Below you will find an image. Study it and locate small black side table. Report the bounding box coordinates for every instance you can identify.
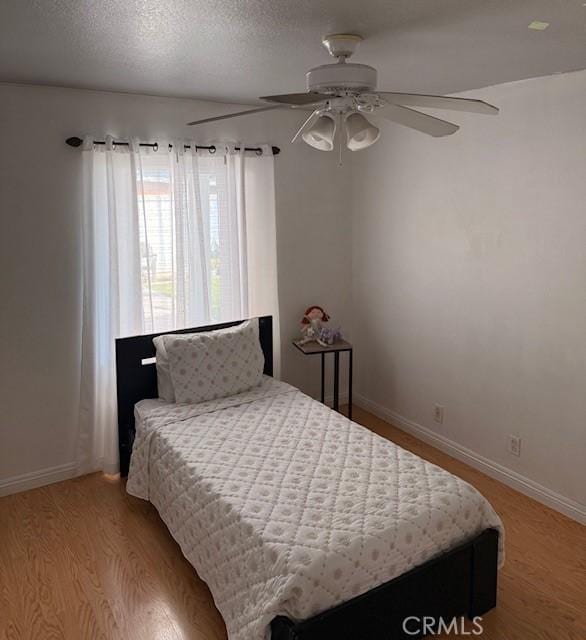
[293,339,353,420]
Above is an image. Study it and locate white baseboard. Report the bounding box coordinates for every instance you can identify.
[354,392,586,525]
[0,462,78,497]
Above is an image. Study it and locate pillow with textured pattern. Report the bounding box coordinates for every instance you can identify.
[152,334,176,402]
[153,322,244,402]
[166,319,264,404]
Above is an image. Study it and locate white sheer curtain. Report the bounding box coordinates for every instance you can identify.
[77,136,279,475]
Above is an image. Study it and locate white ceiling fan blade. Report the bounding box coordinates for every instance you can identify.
[376,92,499,115]
[260,92,330,106]
[187,105,284,126]
[377,104,459,137]
[291,110,320,143]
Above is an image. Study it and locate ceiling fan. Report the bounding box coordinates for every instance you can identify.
[187,34,499,152]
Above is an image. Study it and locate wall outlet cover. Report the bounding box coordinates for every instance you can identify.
[509,435,521,457]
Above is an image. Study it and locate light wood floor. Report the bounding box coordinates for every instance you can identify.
[1,407,585,639]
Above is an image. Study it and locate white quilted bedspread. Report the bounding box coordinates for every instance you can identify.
[127,377,504,640]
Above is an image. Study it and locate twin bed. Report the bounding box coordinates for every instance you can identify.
[116,316,503,640]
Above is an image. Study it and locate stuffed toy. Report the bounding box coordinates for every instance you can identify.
[299,306,332,345]
[317,326,342,347]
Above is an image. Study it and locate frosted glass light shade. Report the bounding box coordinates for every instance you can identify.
[345,112,380,150]
[302,114,336,151]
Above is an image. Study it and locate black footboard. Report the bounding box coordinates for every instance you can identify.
[271,528,499,640]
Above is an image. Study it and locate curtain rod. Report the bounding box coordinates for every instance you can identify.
[65,136,280,155]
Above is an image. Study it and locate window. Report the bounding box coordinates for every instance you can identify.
[133,150,248,332]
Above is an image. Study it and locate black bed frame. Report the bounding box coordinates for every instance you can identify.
[115,315,499,640]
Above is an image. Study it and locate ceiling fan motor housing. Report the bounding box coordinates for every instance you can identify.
[306,62,377,94]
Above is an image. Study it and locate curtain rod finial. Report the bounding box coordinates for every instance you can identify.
[66,136,83,147]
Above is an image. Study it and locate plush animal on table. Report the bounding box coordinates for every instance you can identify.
[298,305,331,345]
[317,326,342,347]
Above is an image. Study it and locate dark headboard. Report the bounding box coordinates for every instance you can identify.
[115,315,273,476]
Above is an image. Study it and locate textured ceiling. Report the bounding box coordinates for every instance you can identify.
[1,0,585,103]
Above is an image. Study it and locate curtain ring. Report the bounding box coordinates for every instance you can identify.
[153,142,159,152]
[209,145,216,155]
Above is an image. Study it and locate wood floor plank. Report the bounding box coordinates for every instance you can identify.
[0,406,584,639]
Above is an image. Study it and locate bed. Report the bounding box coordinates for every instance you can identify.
[116,316,503,640]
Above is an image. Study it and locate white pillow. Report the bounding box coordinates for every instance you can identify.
[166,319,264,404]
[152,334,176,402]
[153,322,252,402]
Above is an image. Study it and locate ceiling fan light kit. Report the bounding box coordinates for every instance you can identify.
[301,113,337,151]
[345,112,380,151]
[187,33,499,154]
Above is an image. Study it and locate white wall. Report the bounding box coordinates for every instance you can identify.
[351,70,586,518]
[0,84,352,490]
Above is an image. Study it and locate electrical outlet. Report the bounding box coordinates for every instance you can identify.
[509,435,521,457]
[433,404,444,424]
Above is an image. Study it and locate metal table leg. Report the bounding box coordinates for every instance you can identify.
[348,349,353,421]
[320,352,325,403]
[334,351,340,411]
